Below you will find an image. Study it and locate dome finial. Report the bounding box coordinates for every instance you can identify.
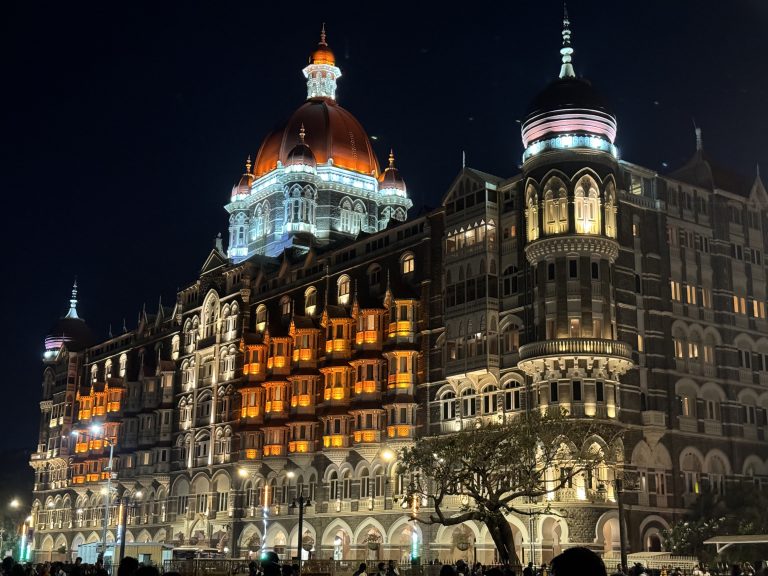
[299,123,306,143]
[388,149,395,168]
[245,155,252,173]
[65,278,80,319]
[320,23,327,46]
[559,3,575,79]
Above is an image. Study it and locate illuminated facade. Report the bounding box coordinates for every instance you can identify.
[29,16,768,567]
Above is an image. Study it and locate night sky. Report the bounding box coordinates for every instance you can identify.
[3,0,767,461]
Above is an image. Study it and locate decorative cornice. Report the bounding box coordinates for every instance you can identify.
[524,235,619,264]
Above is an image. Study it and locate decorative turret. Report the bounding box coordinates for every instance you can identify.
[228,157,254,260]
[377,150,412,226]
[517,8,632,422]
[231,156,254,200]
[44,280,93,360]
[303,24,342,101]
[521,8,618,163]
[283,125,318,237]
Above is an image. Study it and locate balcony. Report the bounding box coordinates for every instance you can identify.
[352,430,382,444]
[519,338,633,361]
[641,411,666,427]
[288,440,313,454]
[761,372,768,386]
[678,415,698,433]
[704,419,722,436]
[386,425,413,439]
[739,368,754,384]
[322,435,349,449]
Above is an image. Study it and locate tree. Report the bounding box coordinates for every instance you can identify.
[662,484,768,564]
[399,409,622,565]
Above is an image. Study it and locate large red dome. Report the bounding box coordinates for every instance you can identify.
[254,98,381,178]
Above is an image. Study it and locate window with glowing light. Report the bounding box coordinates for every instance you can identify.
[401,252,415,274]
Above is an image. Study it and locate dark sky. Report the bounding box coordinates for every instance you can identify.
[2,0,767,454]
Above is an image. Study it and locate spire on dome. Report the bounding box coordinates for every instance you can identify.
[65,279,80,319]
[299,123,306,143]
[559,4,575,79]
[695,126,703,152]
[304,25,341,100]
[388,149,395,168]
[245,155,252,173]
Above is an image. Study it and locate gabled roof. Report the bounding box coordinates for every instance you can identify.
[200,248,229,275]
[441,166,505,206]
[668,150,753,197]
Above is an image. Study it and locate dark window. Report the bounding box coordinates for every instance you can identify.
[548,263,555,281]
[569,260,578,279]
[596,381,604,402]
[572,381,582,402]
[550,382,559,403]
[591,262,599,279]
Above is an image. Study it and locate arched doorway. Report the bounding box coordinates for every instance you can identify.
[540,518,563,563]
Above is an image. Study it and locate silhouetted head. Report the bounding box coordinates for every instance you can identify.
[550,547,607,576]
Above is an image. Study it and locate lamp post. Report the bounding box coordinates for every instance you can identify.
[615,479,628,574]
[117,490,142,565]
[74,425,115,566]
[288,474,311,567]
[240,467,269,558]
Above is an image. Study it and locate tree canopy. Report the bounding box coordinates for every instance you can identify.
[399,409,622,564]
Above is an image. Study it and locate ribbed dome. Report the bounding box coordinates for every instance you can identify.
[231,157,254,196]
[378,151,406,193]
[285,126,317,169]
[44,282,92,353]
[45,317,93,353]
[309,25,335,66]
[521,76,617,148]
[254,99,380,178]
[526,77,612,119]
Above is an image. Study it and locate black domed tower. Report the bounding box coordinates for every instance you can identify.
[517,9,633,433]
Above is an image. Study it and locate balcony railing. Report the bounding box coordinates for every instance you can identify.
[641,411,666,427]
[519,338,633,361]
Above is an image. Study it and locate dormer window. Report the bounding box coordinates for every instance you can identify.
[305,287,317,316]
[256,305,267,331]
[337,275,351,305]
[401,252,415,275]
[280,296,291,316]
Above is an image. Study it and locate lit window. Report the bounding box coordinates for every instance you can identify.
[305,287,317,315]
[401,253,415,274]
[337,275,351,305]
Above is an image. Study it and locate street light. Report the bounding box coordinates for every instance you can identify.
[73,424,115,566]
[117,490,143,565]
[239,467,270,558]
[288,473,311,565]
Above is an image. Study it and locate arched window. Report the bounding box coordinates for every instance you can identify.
[525,185,539,242]
[502,266,518,296]
[367,264,382,287]
[461,388,476,417]
[401,252,415,275]
[441,391,456,420]
[503,381,521,411]
[119,354,127,378]
[339,199,354,233]
[256,305,267,331]
[305,287,317,315]
[280,296,291,316]
[482,385,498,414]
[105,360,113,379]
[337,275,351,305]
[604,181,617,238]
[574,175,601,234]
[543,177,568,235]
